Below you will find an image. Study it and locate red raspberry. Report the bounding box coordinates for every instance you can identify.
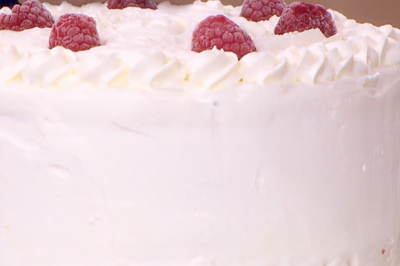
[107,0,157,10]
[192,15,256,60]
[240,0,286,22]
[274,2,337,38]
[0,0,54,31]
[49,13,101,52]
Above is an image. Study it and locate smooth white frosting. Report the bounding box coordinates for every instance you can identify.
[1,0,400,89]
[0,1,400,266]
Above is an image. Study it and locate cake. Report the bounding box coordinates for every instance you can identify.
[0,0,400,265]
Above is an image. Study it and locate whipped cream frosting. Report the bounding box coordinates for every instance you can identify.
[1,0,400,89]
[0,1,400,266]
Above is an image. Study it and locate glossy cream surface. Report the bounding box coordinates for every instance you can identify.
[0,1,400,266]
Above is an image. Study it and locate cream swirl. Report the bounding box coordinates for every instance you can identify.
[0,46,29,83]
[127,51,185,89]
[187,47,240,90]
[241,52,295,85]
[21,47,78,87]
[77,51,126,87]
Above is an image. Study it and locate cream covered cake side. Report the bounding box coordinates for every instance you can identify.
[1,72,400,266]
[0,1,400,266]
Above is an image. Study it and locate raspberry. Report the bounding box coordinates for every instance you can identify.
[192,15,256,60]
[107,0,157,10]
[0,0,54,31]
[49,13,101,52]
[274,2,337,38]
[240,0,286,22]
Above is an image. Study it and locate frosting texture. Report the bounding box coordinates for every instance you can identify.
[0,1,400,266]
[1,0,400,89]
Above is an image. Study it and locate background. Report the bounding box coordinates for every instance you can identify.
[19,0,400,28]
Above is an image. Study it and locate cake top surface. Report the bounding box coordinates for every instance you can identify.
[1,0,400,91]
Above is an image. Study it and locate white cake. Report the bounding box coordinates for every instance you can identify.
[0,1,400,266]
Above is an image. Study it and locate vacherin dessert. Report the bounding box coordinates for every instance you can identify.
[0,0,400,265]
